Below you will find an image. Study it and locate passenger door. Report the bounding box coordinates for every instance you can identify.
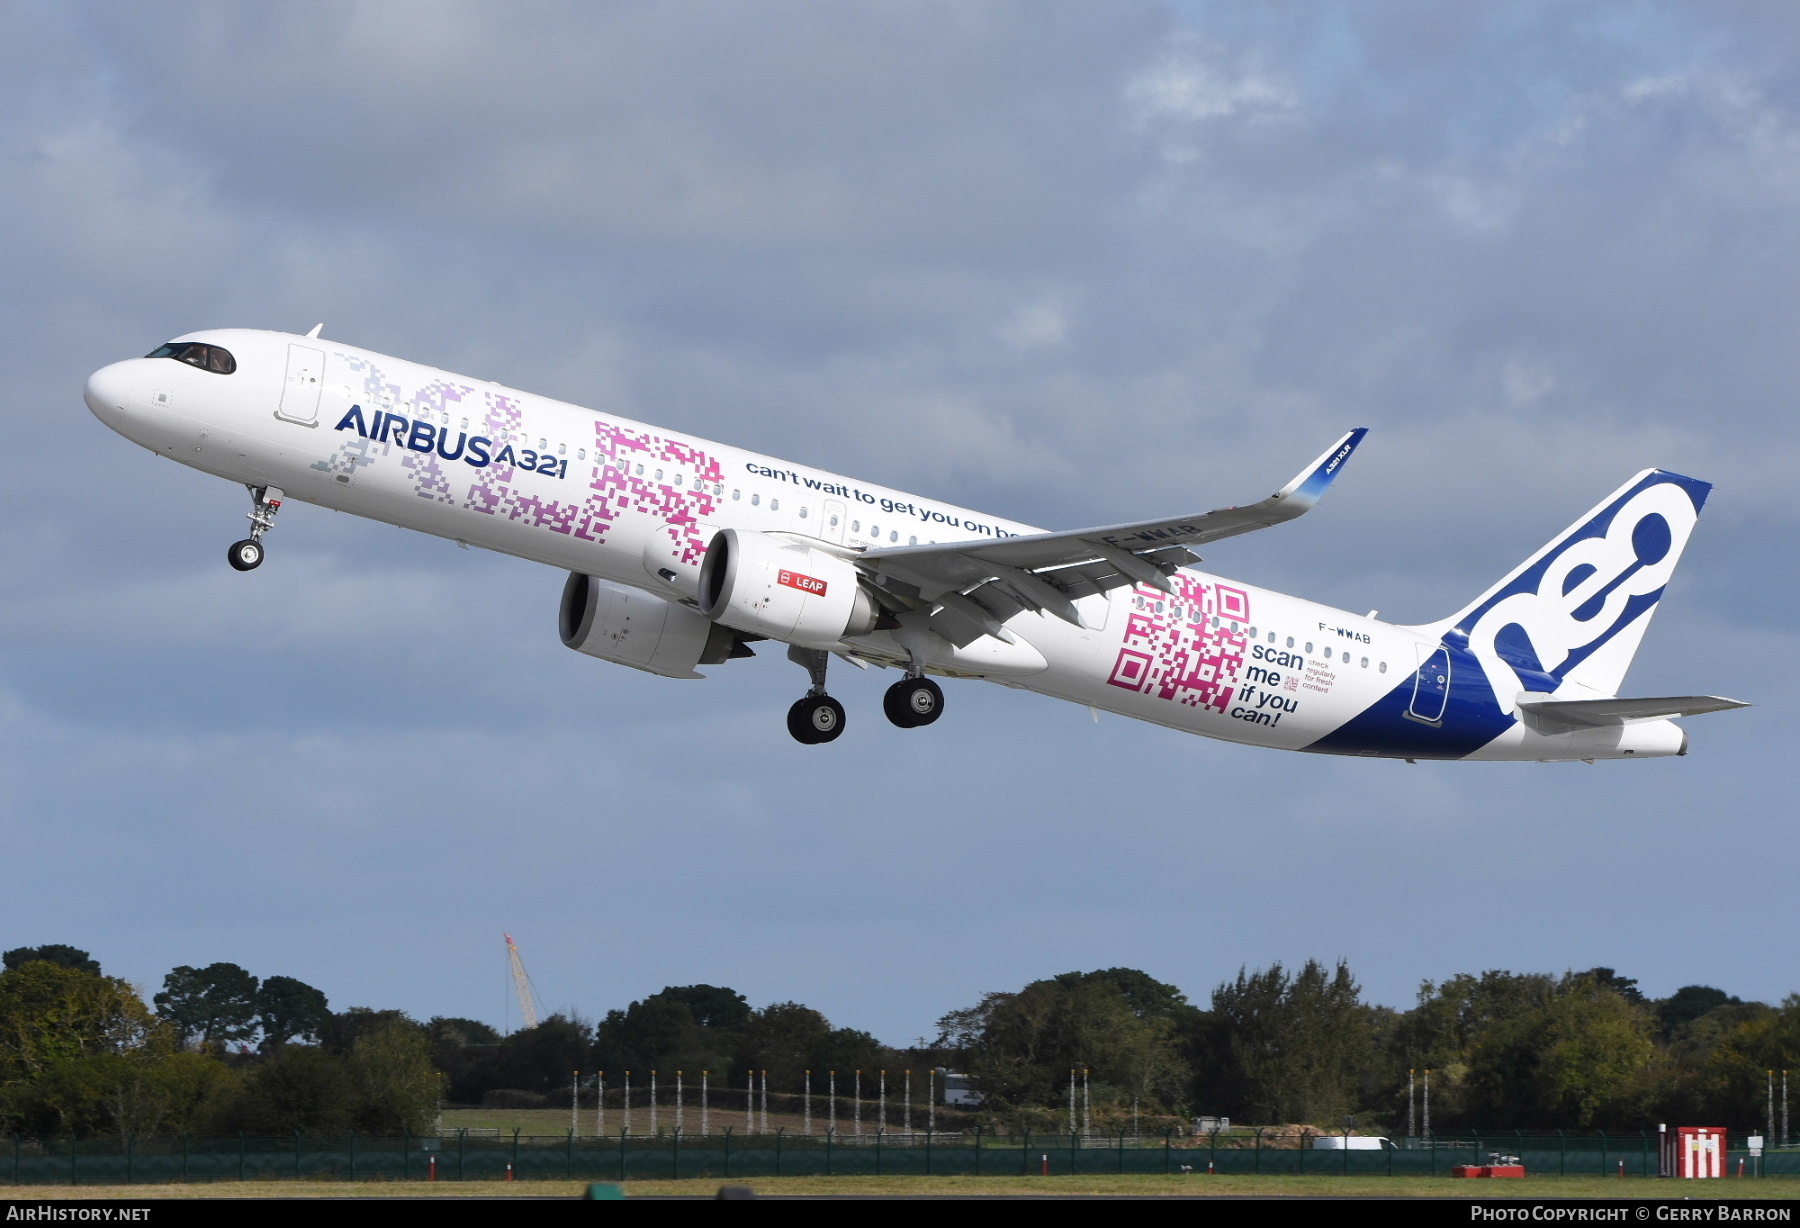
[1407,644,1451,725]
[275,344,325,425]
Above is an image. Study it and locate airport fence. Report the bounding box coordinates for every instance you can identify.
[4,1129,1800,1184]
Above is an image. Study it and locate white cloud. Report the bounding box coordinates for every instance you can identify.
[998,297,1071,349]
[1125,34,1298,128]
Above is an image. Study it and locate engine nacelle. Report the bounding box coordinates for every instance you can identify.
[559,573,740,679]
[697,528,878,648]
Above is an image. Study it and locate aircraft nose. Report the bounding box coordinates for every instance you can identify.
[83,360,139,421]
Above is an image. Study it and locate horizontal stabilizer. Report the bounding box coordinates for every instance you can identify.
[1517,695,1749,727]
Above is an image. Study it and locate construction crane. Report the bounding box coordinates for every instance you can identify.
[504,933,542,1031]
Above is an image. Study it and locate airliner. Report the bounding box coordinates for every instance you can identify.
[83,328,1745,758]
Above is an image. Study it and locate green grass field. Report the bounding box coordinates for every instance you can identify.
[4,1174,1797,1198]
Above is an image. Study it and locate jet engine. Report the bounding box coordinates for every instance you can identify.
[697,528,878,648]
[559,572,745,679]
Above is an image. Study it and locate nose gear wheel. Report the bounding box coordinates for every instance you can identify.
[227,539,265,571]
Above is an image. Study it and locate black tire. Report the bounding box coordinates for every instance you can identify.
[884,676,944,728]
[787,695,846,744]
[227,539,264,572]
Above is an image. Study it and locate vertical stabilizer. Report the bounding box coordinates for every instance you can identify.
[1422,469,1710,701]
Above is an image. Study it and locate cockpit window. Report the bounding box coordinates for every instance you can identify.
[146,342,236,374]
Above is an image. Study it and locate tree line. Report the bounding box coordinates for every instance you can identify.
[0,946,902,1139]
[939,962,1800,1133]
[0,946,442,1139]
[6,942,1794,1140]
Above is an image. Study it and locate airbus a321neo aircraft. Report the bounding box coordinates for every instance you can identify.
[85,329,1746,759]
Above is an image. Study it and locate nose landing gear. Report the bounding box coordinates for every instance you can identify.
[786,646,845,744]
[227,485,282,572]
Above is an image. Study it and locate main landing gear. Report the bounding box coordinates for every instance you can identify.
[227,485,282,572]
[785,647,947,744]
[883,674,943,729]
[786,647,845,745]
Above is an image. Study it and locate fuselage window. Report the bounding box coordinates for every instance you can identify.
[751,493,760,506]
[147,341,236,374]
[909,536,917,545]
[799,506,809,519]
[1287,636,1295,648]
[1361,657,1369,668]
[1305,642,1314,654]
[1248,626,1257,639]
[538,439,547,450]
[732,489,741,501]
[655,469,663,482]
[829,514,839,527]
[577,449,586,460]
[461,419,469,430]
[634,464,644,476]
[771,498,780,511]
[1269,632,1277,644]
[871,525,880,538]
[889,530,897,542]
[1379,661,1388,673]
[675,473,684,486]
[851,520,860,532]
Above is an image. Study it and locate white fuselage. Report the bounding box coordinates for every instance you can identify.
[83,329,1685,762]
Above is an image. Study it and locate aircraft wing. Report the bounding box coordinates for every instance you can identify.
[1517,695,1750,727]
[857,429,1366,643]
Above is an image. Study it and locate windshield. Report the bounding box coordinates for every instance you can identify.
[146,342,236,374]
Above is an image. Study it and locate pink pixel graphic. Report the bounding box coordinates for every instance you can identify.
[322,357,726,564]
[462,407,723,558]
[1107,577,1250,713]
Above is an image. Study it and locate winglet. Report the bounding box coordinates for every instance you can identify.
[1276,428,1367,511]
[305,322,324,339]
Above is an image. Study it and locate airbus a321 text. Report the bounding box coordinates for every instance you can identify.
[84,328,1747,760]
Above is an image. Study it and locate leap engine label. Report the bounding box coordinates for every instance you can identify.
[778,570,827,596]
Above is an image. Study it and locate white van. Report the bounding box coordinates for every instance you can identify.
[1312,1136,1393,1150]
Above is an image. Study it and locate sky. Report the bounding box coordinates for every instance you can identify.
[1,1,1796,1045]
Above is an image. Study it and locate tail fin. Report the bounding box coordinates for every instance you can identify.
[1422,469,1711,700]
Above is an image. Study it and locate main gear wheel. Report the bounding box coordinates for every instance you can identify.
[883,676,944,728]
